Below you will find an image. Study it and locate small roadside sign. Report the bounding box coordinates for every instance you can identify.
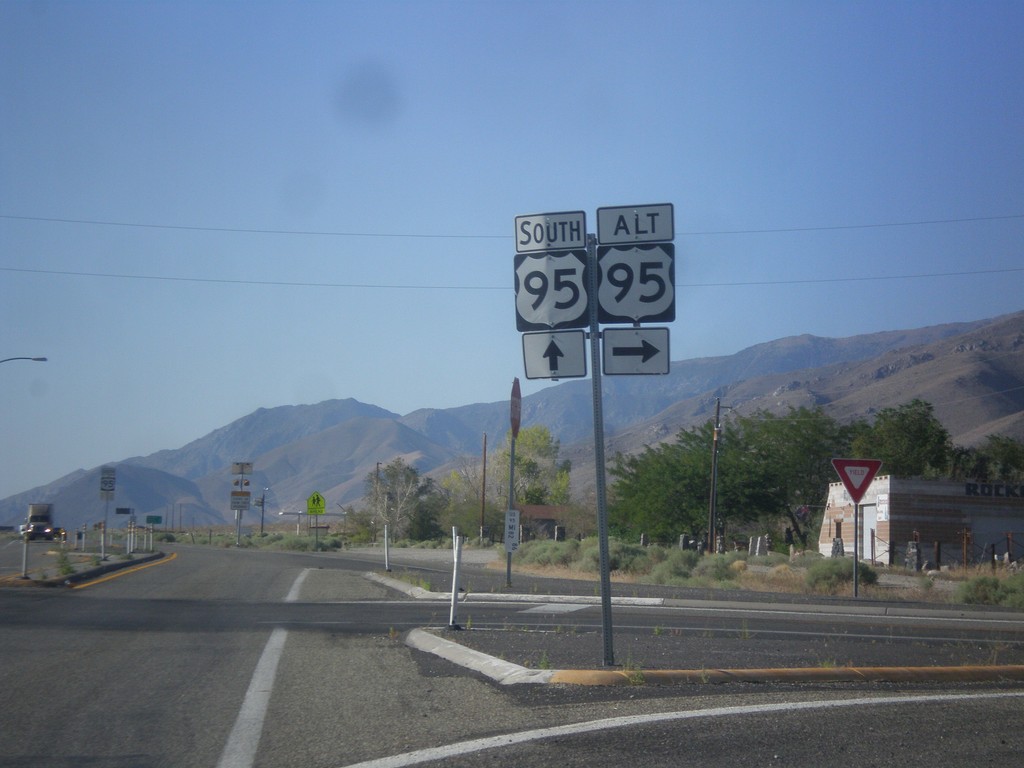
[596,203,674,244]
[100,466,116,500]
[522,330,587,379]
[831,459,883,504]
[231,491,251,511]
[307,491,326,516]
[504,509,521,553]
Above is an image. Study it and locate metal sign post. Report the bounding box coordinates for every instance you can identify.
[99,466,115,561]
[306,491,325,552]
[587,232,616,668]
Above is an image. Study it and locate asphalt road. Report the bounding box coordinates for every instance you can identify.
[1,542,1022,768]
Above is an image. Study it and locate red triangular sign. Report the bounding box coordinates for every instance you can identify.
[831,458,883,504]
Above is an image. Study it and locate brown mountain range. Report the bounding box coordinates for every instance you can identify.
[2,311,1021,529]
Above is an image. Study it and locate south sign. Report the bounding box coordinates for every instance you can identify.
[514,211,586,253]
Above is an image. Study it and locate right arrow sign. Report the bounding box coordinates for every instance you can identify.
[831,458,883,504]
[603,327,670,375]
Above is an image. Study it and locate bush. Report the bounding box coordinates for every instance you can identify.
[805,558,878,592]
[692,554,739,582]
[648,548,701,585]
[517,539,580,568]
[954,573,1024,608]
[790,551,825,568]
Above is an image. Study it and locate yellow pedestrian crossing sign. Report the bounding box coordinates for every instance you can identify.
[306,491,326,516]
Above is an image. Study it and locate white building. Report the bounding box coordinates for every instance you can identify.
[818,476,1024,567]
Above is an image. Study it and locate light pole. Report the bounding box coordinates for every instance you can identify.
[1,357,47,365]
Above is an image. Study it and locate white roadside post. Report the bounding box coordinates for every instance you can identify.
[20,521,29,579]
[449,527,463,629]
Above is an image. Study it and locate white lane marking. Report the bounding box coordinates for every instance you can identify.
[215,568,308,768]
[286,568,309,602]
[338,691,1024,768]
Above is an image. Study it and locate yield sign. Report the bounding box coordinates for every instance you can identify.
[831,458,883,504]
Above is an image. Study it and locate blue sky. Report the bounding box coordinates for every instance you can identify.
[2,0,1022,500]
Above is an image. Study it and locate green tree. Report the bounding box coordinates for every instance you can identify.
[365,458,439,540]
[439,457,503,540]
[494,425,571,507]
[610,407,851,545]
[851,399,951,477]
[407,478,447,541]
[609,423,714,541]
[950,435,1024,482]
[978,435,1024,481]
[734,407,850,544]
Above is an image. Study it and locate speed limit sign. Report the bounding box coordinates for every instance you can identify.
[514,250,590,331]
[597,243,675,324]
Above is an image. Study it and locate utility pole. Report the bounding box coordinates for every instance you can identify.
[480,433,487,544]
[707,398,721,554]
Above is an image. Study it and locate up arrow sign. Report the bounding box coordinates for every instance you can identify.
[522,330,587,380]
[543,339,564,371]
[831,458,883,504]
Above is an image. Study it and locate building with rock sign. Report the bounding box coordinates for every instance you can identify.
[818,476,1024,568]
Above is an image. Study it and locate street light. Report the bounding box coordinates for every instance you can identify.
[1,357,47,365]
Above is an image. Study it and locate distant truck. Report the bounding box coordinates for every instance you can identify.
[22,503,59,541]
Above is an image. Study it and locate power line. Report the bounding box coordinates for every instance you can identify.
[0,214,505,240]
[0,265,492,291]
[682,266,1024,288]
[2,212,1023,238]
[1,264,1022,291]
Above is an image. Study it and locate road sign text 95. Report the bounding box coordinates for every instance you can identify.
[514,251,590,331]
[597,244,675,324]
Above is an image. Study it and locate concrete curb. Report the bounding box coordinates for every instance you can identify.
[406,628,555,685]
[548,665,1024,686]
[364,571,667,607]
[0,551,167,587]
[61,551,166,586]
[366,571,1024,623]
[406,628,1024,687]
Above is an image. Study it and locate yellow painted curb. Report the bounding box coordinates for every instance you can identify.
[69,551,177,588]
[549,665,1024,686]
